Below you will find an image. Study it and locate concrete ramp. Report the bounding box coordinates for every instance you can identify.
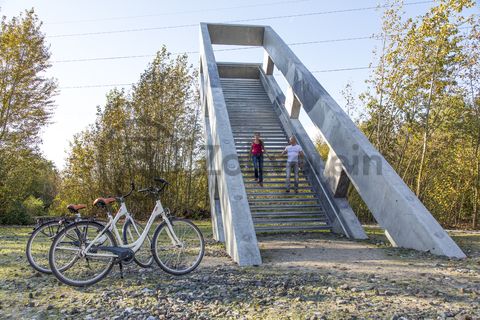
[199,23,466,265]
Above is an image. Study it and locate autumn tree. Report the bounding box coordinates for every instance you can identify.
[354,0,479,228]
[0,9,58,224]
[55,47,208,218]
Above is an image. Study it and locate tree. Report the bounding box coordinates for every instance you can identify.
[0,9,58,224]
[354,0,479,228]
[459,16,480,228]
[55,47,208,219]
[0,9,56,148]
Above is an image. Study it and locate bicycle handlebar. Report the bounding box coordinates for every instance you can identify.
[138,178,169,196]
[108,182,135,202]
[122,182,135,198]
[154,177,169,185]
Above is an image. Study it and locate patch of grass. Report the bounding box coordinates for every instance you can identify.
[0,223,479,319]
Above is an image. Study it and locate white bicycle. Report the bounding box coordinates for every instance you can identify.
[48,178,205,287]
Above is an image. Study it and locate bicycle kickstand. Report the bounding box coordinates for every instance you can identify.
[119,261,124,279]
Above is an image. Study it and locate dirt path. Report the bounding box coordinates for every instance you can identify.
[0,226,479,319]
[259,231,479,281]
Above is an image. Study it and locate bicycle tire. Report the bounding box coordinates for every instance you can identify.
[122,219,154,268]
[151,218,205,275]
[49,220,116,287]
[26,220,64,274]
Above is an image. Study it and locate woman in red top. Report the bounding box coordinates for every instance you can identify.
[251,132,265,186]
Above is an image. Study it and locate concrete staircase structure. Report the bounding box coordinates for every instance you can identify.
[199,23,466,266]
[222,78,331,233]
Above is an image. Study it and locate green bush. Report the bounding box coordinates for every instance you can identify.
[23,196,45,218]
[0,196,45,225]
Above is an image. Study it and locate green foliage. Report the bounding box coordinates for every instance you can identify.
[0,9,56,147]
[0,9,58,225]
[22,196,44,218]
[349,0,480,228]
[55,47,208,219]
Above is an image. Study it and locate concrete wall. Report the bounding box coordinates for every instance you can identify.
[199,23,262,266]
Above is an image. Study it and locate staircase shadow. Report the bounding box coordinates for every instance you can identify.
[257,231,393,265]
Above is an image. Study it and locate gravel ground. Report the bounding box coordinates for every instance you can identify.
[0,224,479,320]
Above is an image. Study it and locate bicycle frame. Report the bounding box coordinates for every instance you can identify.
[83,199,180,258]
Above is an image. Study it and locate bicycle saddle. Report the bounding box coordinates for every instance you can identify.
[93,197,116,206]
[67,204,87,213]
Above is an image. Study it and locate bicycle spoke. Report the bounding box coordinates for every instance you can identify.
[153,219,204,275]
[50,222,114,286]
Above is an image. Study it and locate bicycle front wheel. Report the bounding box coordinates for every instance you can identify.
[122,219,154,268]
[152,218,205,275]
[49,221,116,287]
[26,220,64,274]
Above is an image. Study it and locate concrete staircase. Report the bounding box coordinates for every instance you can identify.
[221,78,331,233]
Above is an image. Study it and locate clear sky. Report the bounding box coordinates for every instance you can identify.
[1,0,476,169]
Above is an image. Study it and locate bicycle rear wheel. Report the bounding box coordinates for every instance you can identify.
[26,220,64,274]
[152,218,205,275]
[49,221,116,287]
[122,219,154,268]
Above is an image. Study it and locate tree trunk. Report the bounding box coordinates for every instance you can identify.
[469,70,480,229]
[415,62,439,198]
[416,131,429,199]
[457,192,465,228]
[396,131,410,170]
[376,36,387,152]
[473,141,479,229]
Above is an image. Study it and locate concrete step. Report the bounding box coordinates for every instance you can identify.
[230,120,278,123]
[236,145,285,148]
[241,169,299,173]
[225,97,271,101]
[240,165,304,169]
[230,123,280,127]
[241,172,307,178]
[232,128,284,132]
[238,158,289,163]
[250,204,321,210]
[228,113,276,116]
[245,186,312,191]
[248,197,318,202]
[234,136,287,140]
[241,172,305,177]
[233,133,286,136]
[243,181,311,186]
[231,124,280,127]
[254,225,331,233]
[246,192,314,196]
[234,136,285,139]
[227,106,272,109]
[238,158,287,162]
[244,181,312,190]
[235,141,286,145]
[253,218,327,224]
[229,116,277,120]
[238,156,289,160]
[223,89,266,92]
[227,106,274,109]
[252,211,326,217]
[230,119,279,123]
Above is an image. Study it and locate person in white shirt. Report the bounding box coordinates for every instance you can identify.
[280,136,304,193]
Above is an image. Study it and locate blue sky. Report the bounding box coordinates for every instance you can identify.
[1,0,474,168]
